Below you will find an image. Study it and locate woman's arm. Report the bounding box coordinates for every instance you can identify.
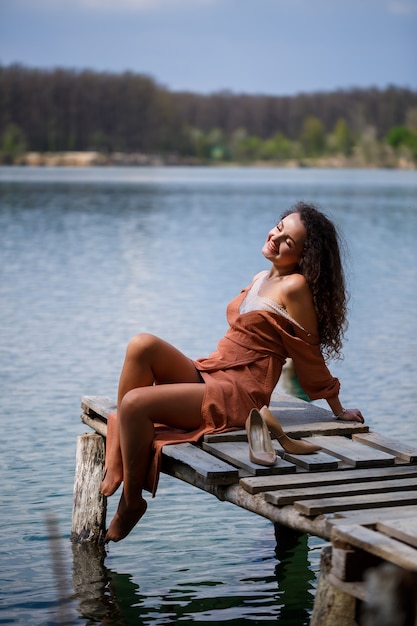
[280,275,365,423]
[326,395,365,423]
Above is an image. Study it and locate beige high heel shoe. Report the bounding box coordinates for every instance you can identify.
[260,405,321,454]
[245,408,277,466]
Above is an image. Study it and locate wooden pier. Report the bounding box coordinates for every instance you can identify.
[72,392,417,625]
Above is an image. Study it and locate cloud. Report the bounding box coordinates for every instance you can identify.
[388,0,417,14]
[13,0,219,13]
[82,0,217,10]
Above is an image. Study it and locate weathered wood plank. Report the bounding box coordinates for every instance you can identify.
[331,545,380,582]
[326,505,417,530]
[352,432,417,463]
[162,443,239,484]
[81,395,116,421]
[276,449,339,471]
[240,465,417,494]
[295,490,417,516]
[276,421,369,438]
[202,441,296,475]
[268,392,332,425]
[203,420,369,443]
[332,524,417,572]
[377,518,417,549]
[81,412,107,437]
[307,435,395,467]
[203,429,247,443]
[265,477,417,507]
[327,573,367,602]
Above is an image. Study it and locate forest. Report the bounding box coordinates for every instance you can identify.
[1,63,417,167]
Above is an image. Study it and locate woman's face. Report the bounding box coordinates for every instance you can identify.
[262,212,307,270]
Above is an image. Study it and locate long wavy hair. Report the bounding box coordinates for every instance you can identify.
[281,202,348,360]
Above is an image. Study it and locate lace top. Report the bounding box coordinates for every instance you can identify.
[239,271,305,331]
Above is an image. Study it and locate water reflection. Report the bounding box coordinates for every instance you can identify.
[274,525,315,625]
[72,543,140,625]
[71,527,315,625]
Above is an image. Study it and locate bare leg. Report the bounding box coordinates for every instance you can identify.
[105,381,205,542]
[101,333,202,496]
[101,411,121,496]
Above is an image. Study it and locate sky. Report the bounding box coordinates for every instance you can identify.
[1,0,416,96]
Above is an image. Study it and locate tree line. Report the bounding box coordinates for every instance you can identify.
[1,63,417,166]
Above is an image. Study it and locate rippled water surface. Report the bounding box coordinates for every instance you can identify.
[1,166,416,625]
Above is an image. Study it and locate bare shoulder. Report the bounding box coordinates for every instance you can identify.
[280,273,309,297]
[281,274,318,339]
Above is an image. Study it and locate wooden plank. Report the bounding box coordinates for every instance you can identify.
[81,412,107,437]
[268,392,333,425]
[327,573,367,601]
[204,429,247,443]
[377,518,417,549]
[81,395,116,421]
[327,505,417,529]
[202,441,296,475]
[307,435,395,467]
[276,449,339,471]
[162,443,239,484]
[203,420,369,443]
[331,545,380,582]
[240,465,417,494]
[277,421,369,438]
[295,490,417,516]
[265,477,417,507]
[332,524,417,572]
[352,432,417,463]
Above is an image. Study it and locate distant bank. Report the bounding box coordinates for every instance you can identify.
[4,150,416,170]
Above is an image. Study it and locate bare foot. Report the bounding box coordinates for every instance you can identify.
[105,494,147,543]
[100,467,123,497]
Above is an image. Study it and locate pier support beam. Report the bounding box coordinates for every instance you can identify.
[71,433,107,544]
[310,546,357,626]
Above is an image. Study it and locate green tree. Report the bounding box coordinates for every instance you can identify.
[232,131,262,162]
[1,123,26,162]
[260,132,292,161]
[300,116,326,156]
[333,118,354,156]
[386,126,417,157]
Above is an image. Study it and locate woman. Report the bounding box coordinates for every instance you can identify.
[102,202,364,542]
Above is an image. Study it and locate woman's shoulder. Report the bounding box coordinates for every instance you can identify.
[280,273,309,298]
[280,274,318,340]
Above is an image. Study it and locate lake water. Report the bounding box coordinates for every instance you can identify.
[1,166,416,625]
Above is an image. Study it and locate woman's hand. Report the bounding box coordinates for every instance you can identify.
[337,408,365,423]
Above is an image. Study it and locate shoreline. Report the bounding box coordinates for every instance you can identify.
[2,151,416,170]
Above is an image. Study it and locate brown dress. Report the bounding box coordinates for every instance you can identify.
[148,273,340,495]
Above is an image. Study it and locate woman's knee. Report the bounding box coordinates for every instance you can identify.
[126,333,159,359]
[119,388,150,423]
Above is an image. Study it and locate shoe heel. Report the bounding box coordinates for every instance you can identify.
[245,408,277,466]
[259,405,321,455]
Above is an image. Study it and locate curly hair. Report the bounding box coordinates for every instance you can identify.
[281,202,348,360]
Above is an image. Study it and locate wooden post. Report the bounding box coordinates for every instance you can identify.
[360,563,417,626]
[310,546,357,626]
[71,433,107,544]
